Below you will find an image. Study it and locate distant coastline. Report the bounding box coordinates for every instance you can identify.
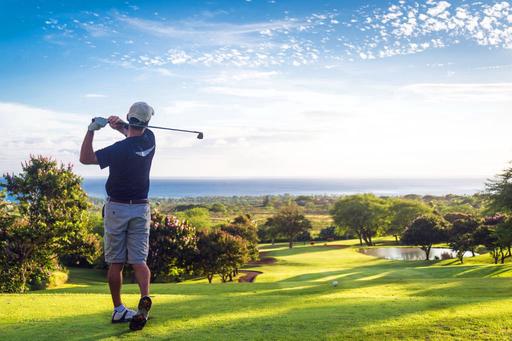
[81,177,487,199]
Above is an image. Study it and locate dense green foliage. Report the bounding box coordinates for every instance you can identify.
[147,210,198,282]
[264,205,312,248]
[486,166,512,213]
[196,230,249,283]
[330,194,388,246]
[0,156,96,292]
[401,215,448,260]
[388,198,432,243]
[480,216,512,264]
[318,226,340,241]
[448,216,480,263]
[220,214,259,261]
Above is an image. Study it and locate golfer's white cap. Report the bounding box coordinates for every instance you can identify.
[127,102,154,124]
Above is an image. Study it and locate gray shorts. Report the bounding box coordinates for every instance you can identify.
[103,201,150,264]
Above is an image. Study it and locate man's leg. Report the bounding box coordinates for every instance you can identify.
[132,263,151,297]
[108,263,124,307]
[127,204,152,331]
[129,263,152,331]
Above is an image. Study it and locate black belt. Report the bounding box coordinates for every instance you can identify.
[108,197,149,204]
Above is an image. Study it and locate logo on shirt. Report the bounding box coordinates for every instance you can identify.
[135,145,155,157]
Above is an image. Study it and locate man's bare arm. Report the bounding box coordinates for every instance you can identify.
[79,130,98,165]
[108,116,128,137]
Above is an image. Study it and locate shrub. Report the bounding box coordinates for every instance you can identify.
[319,226,339,241]
[220,214,259,261]
[196,230,249,283]
[296,230,312,242]
[60,233,102,267]
[401,215,447,260]
[147,209,198,282]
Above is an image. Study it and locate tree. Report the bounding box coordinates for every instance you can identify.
[474,215,512,264]
[196,231,222,283]
[221,214,259,261]
[1,156,92,292]
[448,216,480,263]
[147,209,198,282]
[486,165,512,213]
[258,217,280,245]
[216,233,249,282]
[401,215,447,260]
[266,205,312,248]
[495,217,512,264]
[330,194,388,246]
[473,216,504,264]
[209,203,227,214]
[196,230,249,283]
[388,199,432,244]
[0,191,27,292]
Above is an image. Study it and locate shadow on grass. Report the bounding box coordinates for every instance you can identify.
[11,244,512,339]
[7,276,512,340]
[278,259,512,284]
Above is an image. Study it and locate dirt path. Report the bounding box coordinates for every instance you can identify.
[238,270,263,283]
[238,251,278,283]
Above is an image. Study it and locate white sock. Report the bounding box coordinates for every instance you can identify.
[114,304,126,313]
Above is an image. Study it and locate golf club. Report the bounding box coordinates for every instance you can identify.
[93,117,204,139]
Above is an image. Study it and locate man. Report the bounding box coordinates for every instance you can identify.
[79,102,155,331]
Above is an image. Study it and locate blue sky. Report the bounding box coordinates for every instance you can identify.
[1,0,511,178]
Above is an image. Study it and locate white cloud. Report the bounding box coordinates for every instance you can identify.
[43,1,512,67]
[400,82,512,101]
[0,102,129,176]
[2,71,512,179]
[0,102,83,173]
[117,14,301,46]
[349,0,512,59]
[427,1,452,17]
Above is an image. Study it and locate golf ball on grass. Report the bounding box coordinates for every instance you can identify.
[331,280,338,287]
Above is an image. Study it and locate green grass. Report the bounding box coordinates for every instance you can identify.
[2,240,512,340]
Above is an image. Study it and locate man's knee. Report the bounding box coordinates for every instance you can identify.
[131,262,149,271]
[109,263,124,272]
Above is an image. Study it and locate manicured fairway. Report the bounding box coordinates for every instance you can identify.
[2,240,512,340]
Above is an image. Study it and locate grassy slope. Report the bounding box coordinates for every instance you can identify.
[2,240,512,340]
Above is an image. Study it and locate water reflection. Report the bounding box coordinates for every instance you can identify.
[359,247,475,261]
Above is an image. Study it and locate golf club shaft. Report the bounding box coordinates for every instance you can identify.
[122,121,204,139]
[135,124,202,135]
[93,117,203,138]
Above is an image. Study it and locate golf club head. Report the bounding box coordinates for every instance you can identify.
[197,132,204,139]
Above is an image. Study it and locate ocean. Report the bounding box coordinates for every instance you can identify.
[81,178,487,198]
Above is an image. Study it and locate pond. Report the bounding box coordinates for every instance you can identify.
[359,247,476,261]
